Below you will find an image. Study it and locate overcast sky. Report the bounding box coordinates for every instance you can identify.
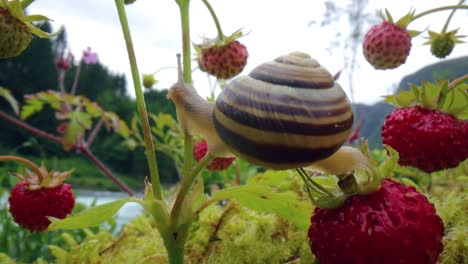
[27,0,468,104]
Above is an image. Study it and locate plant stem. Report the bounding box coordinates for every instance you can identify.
[70,63,82,95]
[0,155,44,181]
[114,0,162,199]
[85,117,104,148]
[448,74,468,89]
[441,0,465,33]
[20,0,34,9]
[79,146,134,196]
[177,0,194,178]
[0,111,134,196]
[164,237,185,264]
[0,111,62,144]
[201,0,224,40]
[411,5,468,22]
[171,153,214,223]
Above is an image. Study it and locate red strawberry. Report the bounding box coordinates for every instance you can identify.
[197,39,248,79]
[308,178,444,264]
[194,139,235,171]
[363,21,411,69]
[9,181,75,232]
[6,163,75,232]
[382,106,468,173]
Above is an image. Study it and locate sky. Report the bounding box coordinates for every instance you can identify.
[27,0,468,105]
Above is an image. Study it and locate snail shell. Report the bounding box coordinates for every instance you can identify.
[213,51,354,170]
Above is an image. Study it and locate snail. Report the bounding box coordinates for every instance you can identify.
[168,51,358,171]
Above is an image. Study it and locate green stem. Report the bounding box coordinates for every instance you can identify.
[411,5,468,22]
[441,0,465,33]
[177,0,194,178]
[171,153,214,223]
[114,0,162,199]
[165,238,185,264]
[21,0,35,9]
[201,0,224,40]
[0,155,44,181]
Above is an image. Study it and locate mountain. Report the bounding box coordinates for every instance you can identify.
[352,55,468,149]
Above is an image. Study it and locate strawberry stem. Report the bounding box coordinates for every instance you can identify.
[114,0,162,199]
[448,74,468,89]
[176,0,195,178]
[0,155,44,182]
[442,0,465,33]
[170,153,214,225]
[201,0,225,40]
[411,5,468,23]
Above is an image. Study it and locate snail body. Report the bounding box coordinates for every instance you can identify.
[168,52,354,170]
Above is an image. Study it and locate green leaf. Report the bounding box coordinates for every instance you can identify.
[48,197,138,230]
[211,184,313,230]
[62,111,92,151]
[20,98,44,120]
[0,87,19,115]
[23,14,50,22]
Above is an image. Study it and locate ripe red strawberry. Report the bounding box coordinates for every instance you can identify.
[363,21,411,69]
[194,139,235,171]
[0,7,32,58]
[9,181,75,232]
[197,39,248,79]
[382,106,468,173]
[308,178,444,264]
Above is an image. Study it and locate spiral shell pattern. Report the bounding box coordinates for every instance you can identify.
[213,52,354,169]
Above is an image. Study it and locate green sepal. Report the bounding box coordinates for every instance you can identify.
[0,0,60,38]
[395,9,416,29]
[48,197,140,230]
[384,79,468,119]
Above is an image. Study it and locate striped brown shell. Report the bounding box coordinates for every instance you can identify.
[213,51,354,169]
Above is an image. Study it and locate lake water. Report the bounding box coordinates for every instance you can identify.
[74,189,144,230]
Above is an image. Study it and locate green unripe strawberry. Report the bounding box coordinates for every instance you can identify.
[424,30,464,59]
[0,7,31,58]
[0,1,58,59]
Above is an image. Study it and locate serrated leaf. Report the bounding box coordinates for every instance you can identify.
[20,99,44,120]
[0,87,19,115]
[48,197,138,230]
[84,101,103,117]
[211,184,313,230]
[62,111,92,151]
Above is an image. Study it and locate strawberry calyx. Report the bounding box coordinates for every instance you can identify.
[194,29,244,54]
[12,166,73,191]
[384,76,468,120]
[0,0,59,38]
[379,8,422,37]
[0,155,73,191]
[301,141,385,209]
